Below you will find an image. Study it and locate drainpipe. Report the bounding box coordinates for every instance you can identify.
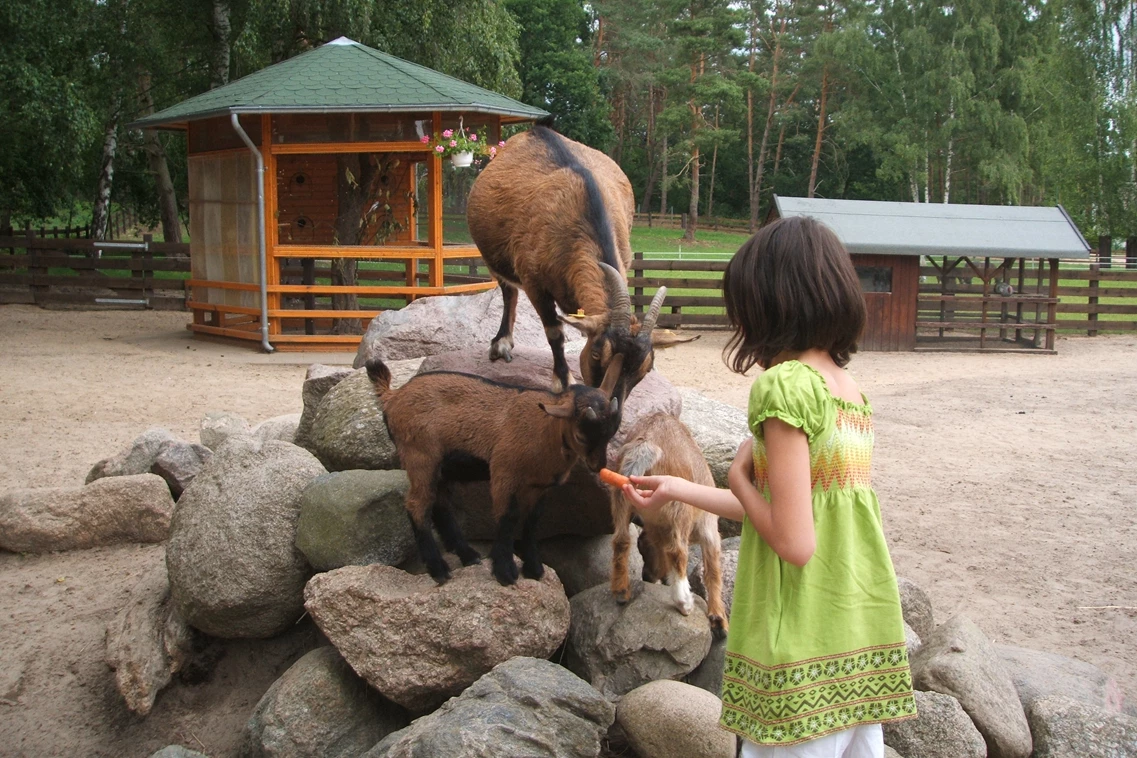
[230,113,274,353]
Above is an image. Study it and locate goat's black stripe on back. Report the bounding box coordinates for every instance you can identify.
[530,126,620,271]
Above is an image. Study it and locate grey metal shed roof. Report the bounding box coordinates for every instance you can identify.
[771,196,1091,259]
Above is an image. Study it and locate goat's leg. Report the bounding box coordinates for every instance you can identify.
[488,495,522,585]
[697,521,729,639]
[405,494,449,583]
[609,489,635,604]
[528,289,572,393]
[517,497,546,580]
[431,483,481,567]
[490,282,519,362]
[663,532,695,617]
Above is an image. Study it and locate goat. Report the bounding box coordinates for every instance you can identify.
[608,412,728,639]
[366,359,622,586]
[466,124,692,404]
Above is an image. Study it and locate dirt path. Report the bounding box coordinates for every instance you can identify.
[1,305,1135,755]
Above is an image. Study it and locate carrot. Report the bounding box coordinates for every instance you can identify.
[599,468,630,488]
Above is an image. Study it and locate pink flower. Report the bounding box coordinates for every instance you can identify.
[489,146,497,158]
[449,140,457,147]
[498,141,505,147]
[442,129,454,138]
[435,145,444,153]
[470,133,478,141]
[420,135,430,143]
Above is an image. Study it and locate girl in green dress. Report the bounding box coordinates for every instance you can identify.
[621,216,915,757]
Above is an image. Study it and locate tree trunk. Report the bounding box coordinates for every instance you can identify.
[208,0,232,89]
[330,152,375,334]
[707,107,719,219]
[685,146,699,242]
[807,66,829,198]
[640,87,659,214]
[138,74,182,243]
[746,10,758,232]
[750,16,788,231]
[92,99,121,242]
[660,135,669,215]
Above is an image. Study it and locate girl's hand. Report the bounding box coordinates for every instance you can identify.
[620,474,677,513]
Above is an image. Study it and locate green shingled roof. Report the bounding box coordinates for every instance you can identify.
[128,37,549,130]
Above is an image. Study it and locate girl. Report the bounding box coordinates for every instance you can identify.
[622,217,915,757]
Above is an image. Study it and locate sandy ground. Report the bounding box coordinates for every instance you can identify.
[1,305,1135,756]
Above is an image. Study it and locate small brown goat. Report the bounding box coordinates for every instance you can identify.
[467,124,691,402]
[608,412,728,638]
[366,359,621,586]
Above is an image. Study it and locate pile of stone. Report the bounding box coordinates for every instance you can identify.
[2,293,1134,758]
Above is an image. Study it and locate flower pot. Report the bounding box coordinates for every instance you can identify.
[450,152,474,168]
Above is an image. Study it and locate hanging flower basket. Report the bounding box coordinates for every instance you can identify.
[450,151,474,168]
[421,123,504,168]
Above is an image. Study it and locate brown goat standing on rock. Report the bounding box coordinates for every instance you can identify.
[366,359,622,586]
[467,124,692,403]
[608,412,728,639]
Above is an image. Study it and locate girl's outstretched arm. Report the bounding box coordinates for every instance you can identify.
[621,473,746,522]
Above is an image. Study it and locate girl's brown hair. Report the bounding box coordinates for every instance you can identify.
[723,216,866,373]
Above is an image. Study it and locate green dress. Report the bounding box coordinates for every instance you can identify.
[719,361,916,746]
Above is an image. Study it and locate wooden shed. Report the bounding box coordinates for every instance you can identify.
[766,196,1092,353]
[129,37,548,351]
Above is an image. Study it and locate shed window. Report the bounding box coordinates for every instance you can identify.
[857,266,893,293]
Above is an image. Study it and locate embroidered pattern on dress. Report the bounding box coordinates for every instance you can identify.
[754,407,874,493]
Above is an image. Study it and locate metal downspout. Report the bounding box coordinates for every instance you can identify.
[230,113,274,352]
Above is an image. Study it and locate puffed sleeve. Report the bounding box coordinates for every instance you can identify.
[747,361,832,445]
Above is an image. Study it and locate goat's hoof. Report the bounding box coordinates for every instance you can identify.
[677,601,694,616]
[489,342,513,363]
[492,559,519,586]
[429,569,452,585]
[613,589,631,605]
[709,615,728,640]
[521,562,544,580]
[457,548,482,567]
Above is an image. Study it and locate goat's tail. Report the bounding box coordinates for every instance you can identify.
[365,358,392,395]
[618,439,663,479]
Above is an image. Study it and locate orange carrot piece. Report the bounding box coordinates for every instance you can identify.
[599,468,630,488]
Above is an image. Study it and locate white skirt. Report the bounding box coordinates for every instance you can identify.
[740,724,883,758]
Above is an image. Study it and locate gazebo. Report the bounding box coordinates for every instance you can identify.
[130,37,548,351]
[767,196,1092,353]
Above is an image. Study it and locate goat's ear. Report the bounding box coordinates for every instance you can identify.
[560,312,607,336]
[651,329,699,349]
[538,399,576,418]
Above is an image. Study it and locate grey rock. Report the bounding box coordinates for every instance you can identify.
[167,438,326,638]
[295,364,355,450]
[677,388,750,489]
[883,690,985,758]
[688,536,740,613]
[1029,695,1137,758]
[363,657,614,758]
[239,646,408,758]
[997,644,1128,714]
[306,369,399,472]
[566,582,713,700]
[296,469,416,571]
[86,427,180,484]
[105,552,193,717]
[353,287,580,368]
[149,748,209,758]
[251,413,302,444]
[905,622,922,659]
[539,526,643,598]
[685,637,726,698]
[0,474,174,552]
[897,577,935,641]
[884,747,904,758]
[617,679,734,758]
[199,410,252,450]
[304,563,571,712]
[150,440,213,499]
[911,614,1032,758]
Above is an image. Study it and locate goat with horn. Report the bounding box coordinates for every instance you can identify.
[467,122,694,407]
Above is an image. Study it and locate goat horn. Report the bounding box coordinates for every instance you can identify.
[599,353,624,398]
[641,286,668,334]
[599,262,631,334]
[609,397,619,415]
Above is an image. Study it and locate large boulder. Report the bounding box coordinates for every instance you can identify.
[0,474,174,552]
[566,582,713,700]
[685,637,727,698]
[617,680,735,758]
[199,410,252,450]
[251,413,302,444]
[911,614,1032,758]
[105,552,194,717]
[353,287,577,368]
[997,644,1128,714]
[304,563,570,712]
[1028,695,1137,757]
[295,470,415,571]
[166,438,326,638]
[295,364,355,450]
[538,527,643,598]
[150,748,209,758]
[364,657,614,758]
[897,577,935,641]
[239,646,408,758]
[304,370,398,472]
[882,690,986,758]
[676,388,749,489]
[86,427,179,484]
[150,439,213,499]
